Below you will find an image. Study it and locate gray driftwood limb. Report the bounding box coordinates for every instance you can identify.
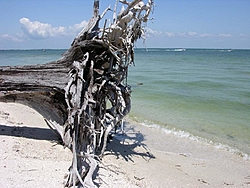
[0,0,154,187]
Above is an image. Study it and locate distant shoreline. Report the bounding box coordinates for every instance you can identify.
[1,48,250,51]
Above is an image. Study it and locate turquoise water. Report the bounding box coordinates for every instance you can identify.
[128,48,250,157]
[1,48,250,157]
[0,49,65,66]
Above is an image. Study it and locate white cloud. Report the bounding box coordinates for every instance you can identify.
[166,32,175,37]
[19,18,67,39]
[200,33,213,37]
[68,20,88,35]
[218,34,233,38]
[146,28,162,36]
[239,34,246,37]
[178,32,186,37]
[165,32,191,37]
[165,31,237,38]
[0,34,23,42]
[187,31,197,36]
[19,18,88,40]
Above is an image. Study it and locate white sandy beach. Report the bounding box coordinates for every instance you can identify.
[1,102,250,187]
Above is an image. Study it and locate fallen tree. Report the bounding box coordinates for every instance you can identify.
[0,0,154,187]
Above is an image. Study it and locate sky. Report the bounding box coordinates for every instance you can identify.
[0,0,250,49]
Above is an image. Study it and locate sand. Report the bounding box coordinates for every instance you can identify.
[1,102,250,187]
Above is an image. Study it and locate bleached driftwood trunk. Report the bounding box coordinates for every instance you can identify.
[0,0,154,187]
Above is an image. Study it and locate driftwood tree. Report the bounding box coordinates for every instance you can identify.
[0,0,154,187]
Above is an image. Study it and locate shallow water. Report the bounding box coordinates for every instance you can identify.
[128,48,250,157]
[1,48,250,157]
[0,49,65,66]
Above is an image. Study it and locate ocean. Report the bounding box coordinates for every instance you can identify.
[1,48,250,159]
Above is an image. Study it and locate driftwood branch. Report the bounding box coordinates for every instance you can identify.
[0,0,154,187]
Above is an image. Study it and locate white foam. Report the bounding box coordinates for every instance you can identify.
[138,119,250,161]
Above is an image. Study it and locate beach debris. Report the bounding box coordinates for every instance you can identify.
[244,176,250,185]
[57,1,153,186]
[0,0,153,187]
[244,175,250,179]
[198,178,210,185]
[61,1,153,186]
[179,153,188,157]
[223,181,234,186]
[134,176,145,181]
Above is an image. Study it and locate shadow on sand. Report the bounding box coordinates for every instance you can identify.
[0,124,59,141]
[0,122,155,161]
[1,122,154,187]
[105,122,155,162]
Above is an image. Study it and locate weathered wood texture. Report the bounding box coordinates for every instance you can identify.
[0,0,154,187]
[0,61,68,124]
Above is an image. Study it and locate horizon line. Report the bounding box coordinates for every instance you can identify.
[1,47,250,50]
